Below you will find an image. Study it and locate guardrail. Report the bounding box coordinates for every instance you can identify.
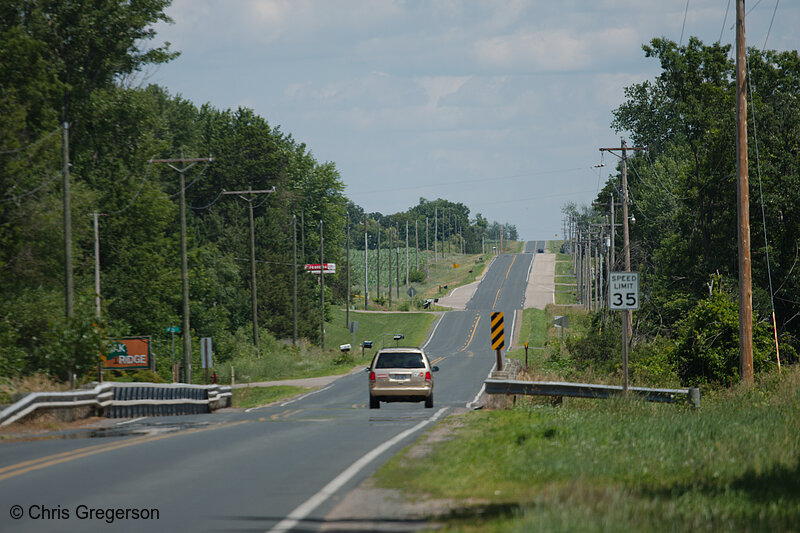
[484,379,700,408]
[0,382,232,427]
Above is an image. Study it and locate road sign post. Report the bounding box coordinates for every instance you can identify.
[491,312,505,372]
[166,325,180,382]
[200,336,213,384]
[609,272,639,392]
[609,272,639,310]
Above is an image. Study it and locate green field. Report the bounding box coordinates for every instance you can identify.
[347,247,494,309]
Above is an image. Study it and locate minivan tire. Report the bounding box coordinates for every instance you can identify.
[369,397,380,409]
[424,394,433,408]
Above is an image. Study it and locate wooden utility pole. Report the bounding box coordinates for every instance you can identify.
[600,140,645,392]
[736,0,754,384]
[365,214,369,311]
[346,211,350,327]
[292,214,297,346]
[319,220,325,351]
[92,212,104,318]
[149,156,213,383]
[93,211,104,383]
[388,224,392,307]
[376,221,381,304]
[425,217,429,277]
[222,186,276,349]
[434,207,438,264]
[62,123,74,320]
[415,219,419,271]
[405,220,409,288]
[395,223,400,298]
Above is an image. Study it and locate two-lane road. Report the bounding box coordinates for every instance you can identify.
[0,243,544,532]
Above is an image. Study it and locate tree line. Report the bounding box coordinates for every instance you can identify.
[0,1,516,382]
[566,37,800,386]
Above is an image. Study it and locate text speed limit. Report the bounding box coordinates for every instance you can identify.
[609,272,639,310]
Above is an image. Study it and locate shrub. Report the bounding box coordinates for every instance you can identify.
[408,269,425,283]
[671,290,773,386]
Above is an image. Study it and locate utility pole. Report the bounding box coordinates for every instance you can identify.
[405,220,409,288]
[92,212,104,318]
[222,186,276,349]
[395,223,400,298]
[415,219,419,272]
[376,221,381,304]
[62,122,74,320]
[425,217,429,277]
[149,156,213,383]
[736,0,753,384]
[388,224,392,308]
[319,220,325,351]
[93,211,104,383]
[600,140,645,392]
[434,207,438,264]
[365,214,369,311]
[292,214,297,346]
[346,211,350,327]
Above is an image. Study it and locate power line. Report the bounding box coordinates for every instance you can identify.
[351,166,588,195]
[719,0,731,43]
[0,127,60,155]
[762,0,780,51]
[154,159,212,200]
[104,160,155,216]
[680,0,691,46]
[0,171,61,204]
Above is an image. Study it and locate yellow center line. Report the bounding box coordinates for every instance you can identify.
[492,255,517,309]
[0,421,248,482]
[270,409,302,420]
[464,314,481,349]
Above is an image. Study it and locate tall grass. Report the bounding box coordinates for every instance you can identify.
[378,368,800,532]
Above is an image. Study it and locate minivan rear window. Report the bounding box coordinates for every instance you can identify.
[375,352,425,369]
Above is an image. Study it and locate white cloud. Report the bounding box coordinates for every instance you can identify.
[473,27,640,72]
[415,76,471,108]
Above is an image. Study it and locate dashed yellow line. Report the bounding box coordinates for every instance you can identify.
[270,409,302,420]
[464,314,481,349]
[492,255,517,309]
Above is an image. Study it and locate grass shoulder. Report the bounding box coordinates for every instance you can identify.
[233,385,310,409]
[377,368,800,532]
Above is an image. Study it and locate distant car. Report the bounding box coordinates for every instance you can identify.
[537,248,544,253]
[367,347,439,409]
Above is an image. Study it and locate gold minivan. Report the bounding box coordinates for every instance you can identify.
[367,347,439,409]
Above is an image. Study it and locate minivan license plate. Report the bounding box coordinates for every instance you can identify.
[390,373,410,381]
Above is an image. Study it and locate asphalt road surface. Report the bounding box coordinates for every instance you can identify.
[0,244,540,533]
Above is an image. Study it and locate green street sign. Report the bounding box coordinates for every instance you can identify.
[166,325,180,333]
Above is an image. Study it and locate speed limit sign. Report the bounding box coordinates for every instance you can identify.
[610,272,639,310]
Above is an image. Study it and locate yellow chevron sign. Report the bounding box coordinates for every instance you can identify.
[491,311,504,350]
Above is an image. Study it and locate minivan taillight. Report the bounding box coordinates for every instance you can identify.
[425,371,432,381]
[369,371,376,381]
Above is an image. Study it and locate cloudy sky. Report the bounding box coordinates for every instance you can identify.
[148,1,799,241]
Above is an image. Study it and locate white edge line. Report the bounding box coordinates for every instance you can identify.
[267,407,450,533]
[420,313,446,350]
[244,384,335,412]
[467,361,496,409]
[278,385,334,407]
[115,416,147,426]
